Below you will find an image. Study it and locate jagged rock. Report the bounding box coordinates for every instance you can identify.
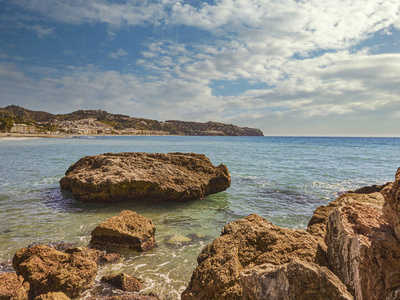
[0,273,29,300]
[382,168,400,240]
[59,152,231,202]
[307,192,385,239]
[350,182,391,194]
[33,292,70,300]
[181,214,324,300]
[90,210,156,251]
[100,273,142,292]
[13,245,97,299]
[325,202,400,299]
[240,261,353,300]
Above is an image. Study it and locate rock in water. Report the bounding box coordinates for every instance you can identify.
[325,202,400,299]
[90,210,156,251]
[240,261,352,300]
[59,152,231,202]
[181,214,325,300]
[12,245,97,299]
[100,273,142,292]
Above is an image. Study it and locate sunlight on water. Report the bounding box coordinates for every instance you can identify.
[0,136,399,299]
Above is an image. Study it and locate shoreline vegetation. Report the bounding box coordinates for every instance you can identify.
[0,105,264,137]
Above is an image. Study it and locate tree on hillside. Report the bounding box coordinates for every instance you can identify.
[0,117,14,132]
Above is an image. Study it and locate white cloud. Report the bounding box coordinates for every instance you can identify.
[109,48,128,59]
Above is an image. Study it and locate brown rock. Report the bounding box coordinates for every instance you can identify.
[13,245,97,299]
[307,192,385,239]
[350,182,391,194]
[325,202,400,299]
[33,292,70,300]
[90,210,156,251]
[100,273,142,292]
[63,247,121,265]
[181,214,324,300]
[59,152,231,202]
[240,261,353,300]
[382,168,400,240]
[0,273,29,300]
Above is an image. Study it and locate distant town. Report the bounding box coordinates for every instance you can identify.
[0,105,264,136]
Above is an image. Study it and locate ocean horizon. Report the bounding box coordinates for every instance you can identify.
[1,135,399,298]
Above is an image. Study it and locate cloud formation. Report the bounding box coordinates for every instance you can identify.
[1,0,400,135]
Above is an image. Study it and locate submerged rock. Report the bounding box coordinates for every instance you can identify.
[181,214,325,300]
[240,261,352,300]
[0,272,29,300]
[325,202,400,299]
[100,273,142,292]
[59,152,231,202]
[13,245,97,299]
[90,210,156,251]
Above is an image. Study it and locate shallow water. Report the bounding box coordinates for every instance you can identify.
[0,136,399,298]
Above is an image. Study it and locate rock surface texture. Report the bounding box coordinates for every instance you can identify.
[90,210,156,251]
[33,292,70,300]
[307,192,385,239]
[0,272,29,300]
[100,273,142,292]
[325,201,400,299]
[240,261,352,300]
[59,152,231,202]
[181,214,326,300]
[382,167,400,240]
[12,245,97,299]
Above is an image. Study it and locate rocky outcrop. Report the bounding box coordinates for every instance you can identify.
[181,214,325,300]
[240,261,352,300]
[12,245,97,299]
[59,152,231,203]
[350,182,391,194]
[382,168,400,240]
[90,210,156,251]
[307,192,385,239]
[325,201,400,299]
[100,273,142,292]
[0,273,29,300]
[33,292,70,300]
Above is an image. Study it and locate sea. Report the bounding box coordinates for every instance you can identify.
[0,136,399,298]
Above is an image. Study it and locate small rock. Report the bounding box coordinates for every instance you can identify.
[33,292,71,300]
[166,235,192,245]
[90,210,156,251]
[100,273,142,292]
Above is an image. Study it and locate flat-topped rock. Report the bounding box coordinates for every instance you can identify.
[90,210,156,251]
[60,152,230,202]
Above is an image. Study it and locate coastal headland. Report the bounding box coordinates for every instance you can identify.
[0,105,264,137]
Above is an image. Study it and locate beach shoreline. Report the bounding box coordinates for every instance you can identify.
[0,132,69,138]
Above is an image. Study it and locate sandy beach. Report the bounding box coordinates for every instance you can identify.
[0,132,70,139]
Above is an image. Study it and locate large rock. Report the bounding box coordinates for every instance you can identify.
[0,273,29,300]
[100,273,142,292]
[325,202,400,299]
[181,214,324,300]
[12,245,97,299]
[90,210,156,251]
[307,192,385,239]
[59,152,231,202]
[382,167,400,240]
[240,261,353,300]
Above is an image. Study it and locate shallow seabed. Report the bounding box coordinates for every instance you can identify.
[0,136,399,298]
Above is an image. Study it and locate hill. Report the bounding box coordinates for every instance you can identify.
[0,105,264,136]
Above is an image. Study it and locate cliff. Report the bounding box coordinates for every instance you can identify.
[0,105,264,136]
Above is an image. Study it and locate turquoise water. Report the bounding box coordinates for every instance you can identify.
[0,136,399,298]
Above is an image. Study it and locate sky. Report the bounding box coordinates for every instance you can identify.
[0,0,400,136]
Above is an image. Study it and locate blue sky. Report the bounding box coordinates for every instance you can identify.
[1,0,400,136]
